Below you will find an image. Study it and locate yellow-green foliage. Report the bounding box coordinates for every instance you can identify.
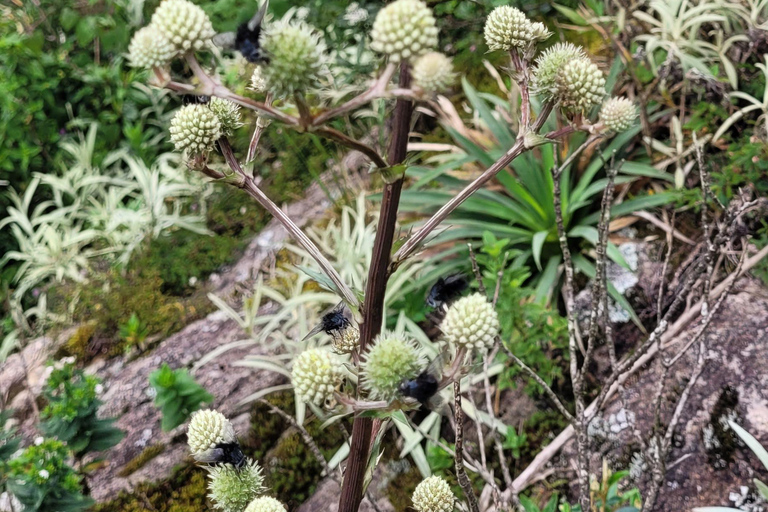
[117,444,165,477]
[61,322,97,360]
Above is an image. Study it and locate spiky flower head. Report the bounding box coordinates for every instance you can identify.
[484,6,534,51]
[360,333,423,401]
[331,325,360,355]
[206,460,264,512]
[169,104,221,154]
[530,22,552,42]
[292,349,339,407]
[599,97,638,132]
[208,98,242,136]
[556,56,606,112]
[187,409,237,460]
[440,293,499,351]
[412,52,456,93]
[412,476,455,512]
[258,17,326,96]
[370,0,439,63]
[532,43,586,100]
[250,68,267,93]
[244,496,288,512]
[151,0,215,53]
[128,26,176,69]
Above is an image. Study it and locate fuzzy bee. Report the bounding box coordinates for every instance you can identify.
[182,94,210,105]
[426,273,468,309]
[303,301,354,341]
[399,353,446,408]
[194,441,247,468]
[212,0,270,63]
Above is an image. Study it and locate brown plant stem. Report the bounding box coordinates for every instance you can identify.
[454,380,480,512]
[338,63,413,512]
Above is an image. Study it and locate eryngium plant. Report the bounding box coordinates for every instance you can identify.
[127,0,641,510]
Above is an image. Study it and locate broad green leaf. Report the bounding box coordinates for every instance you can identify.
[532,230,549,271]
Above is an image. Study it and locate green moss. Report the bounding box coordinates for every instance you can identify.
[385,463,422,511]
[117,444,166,477]
[93,465,208,512]
[61,322,97,360]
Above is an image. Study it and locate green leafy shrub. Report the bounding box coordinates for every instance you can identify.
[40,364,124,457]
[6,439,93,512]
[149,364,214,432]
[0,410,21,499]
[119,313,150,349]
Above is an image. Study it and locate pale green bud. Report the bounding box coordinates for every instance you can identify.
[151,0,215,53]
[187,409,237,461]
[291,349,339,407]
[209,98,242,136]
[128,26,175,69]
[440,293,499,351]
[360,333,423,401]
[258,17,327,96]
[370,0,439,63]
[206,460,264,512]
[532,43,586,101]
[556,56,606,112]
[169,104,221,154]
[412,52,456,93]
[412,476,455,512]
[484,6,534,51]
[599,97,638,132]
[244,496,288,512]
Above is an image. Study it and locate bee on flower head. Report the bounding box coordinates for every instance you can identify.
[213,0,270,63]
[187,410,246,468]
[426,273,468,310]
[303,302,359,354]
[399,353,446,409]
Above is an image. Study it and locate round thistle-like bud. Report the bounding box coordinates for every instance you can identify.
[532,43,586,101]
[370,0,439,63]
[412,476,455,512]
[412,52,456,93]
[484,6,534,51]
[291,349,339,407]
[530,22,552,42]
[187,409,237,460]
[206,460,265,512]
[556,56,606,112]
[250,68,267,93]
[208,98,242,136]
[169,104,221,154]
[244,496,288,512]
[151,0,215,53]
[440,293,499,351]
[599,97,638,132]
[128,26,176,69]
[258,17,326,96]
[331,325,360,355]
[360,333,423,401]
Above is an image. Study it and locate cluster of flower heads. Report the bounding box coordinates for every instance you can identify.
[168,97,244,155]
[187,410,287,512]
[128,0,214,69]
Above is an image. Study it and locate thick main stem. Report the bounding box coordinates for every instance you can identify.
[338,63,413,512]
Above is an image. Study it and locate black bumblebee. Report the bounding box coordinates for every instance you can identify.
[426,273,468,309]
[399,354,446,407]
[212,0,270,63]
[303,302,353,341]
[182,95,210,105]
[194,441,247,468]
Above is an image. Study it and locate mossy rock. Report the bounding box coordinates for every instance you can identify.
[117,444,166,477]
[93,465,208,512]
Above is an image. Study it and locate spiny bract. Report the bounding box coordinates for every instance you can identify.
[258,17,327,96]
[440,293,499,351]
[370,0,439,63]
[206,460,264,512]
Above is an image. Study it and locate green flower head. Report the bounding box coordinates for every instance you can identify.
[206,459,265,512]
[370,0,439,63]
[360,333,423,401]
